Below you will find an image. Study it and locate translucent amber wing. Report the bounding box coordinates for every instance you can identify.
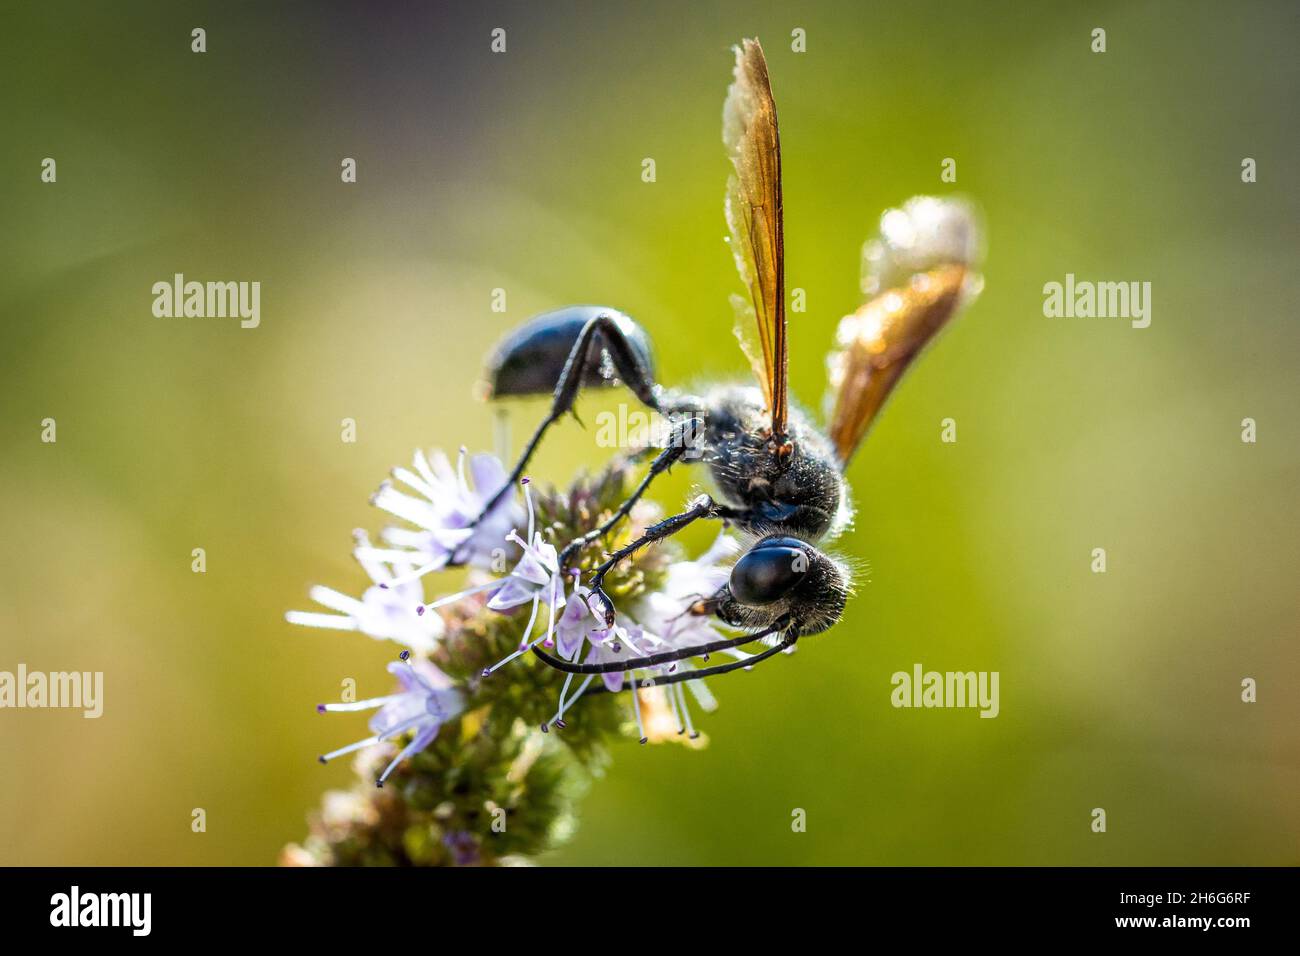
[723,38,788,438]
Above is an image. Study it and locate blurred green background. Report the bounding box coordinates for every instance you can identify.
[1,0,1296,865]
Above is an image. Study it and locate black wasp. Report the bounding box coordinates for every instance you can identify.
[469,39,981,691]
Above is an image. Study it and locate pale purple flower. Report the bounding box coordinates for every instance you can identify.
[585,624,659,693]
[633,530,738,653]
[473,508,740,744]
[317,656,464,787]
[542,535,741,740]
[373,476,568,636]
[470,482,575,677]
[486,530,565,614]
[285,531,446,654]
[537,622,651,734]
[553,583,608,659]
[370,447,522,579]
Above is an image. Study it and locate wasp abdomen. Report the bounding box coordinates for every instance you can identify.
[478,305,656,400]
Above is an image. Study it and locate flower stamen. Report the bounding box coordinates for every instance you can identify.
[631,673,647,744]
[316,695,400,714]
[676,683,700,739]
[414,578,502,612]
[378,560,445,589]
[667,681,686,735]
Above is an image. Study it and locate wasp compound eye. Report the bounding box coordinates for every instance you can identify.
[729,537,811,605]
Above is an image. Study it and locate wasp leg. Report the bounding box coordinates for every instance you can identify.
[476,313,664,523]
[584,493,718,627]
[557,416,703,572]
[532,620,787,675]
[583,631,799,694]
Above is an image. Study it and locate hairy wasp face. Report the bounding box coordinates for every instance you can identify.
[716,535,849,637]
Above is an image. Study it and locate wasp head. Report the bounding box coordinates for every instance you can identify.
[711,535,849,637]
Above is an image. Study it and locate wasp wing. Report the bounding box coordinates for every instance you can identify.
[826,197,983,465]
[723,38,788,439]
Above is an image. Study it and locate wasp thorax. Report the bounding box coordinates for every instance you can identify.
[687,384,846,540]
